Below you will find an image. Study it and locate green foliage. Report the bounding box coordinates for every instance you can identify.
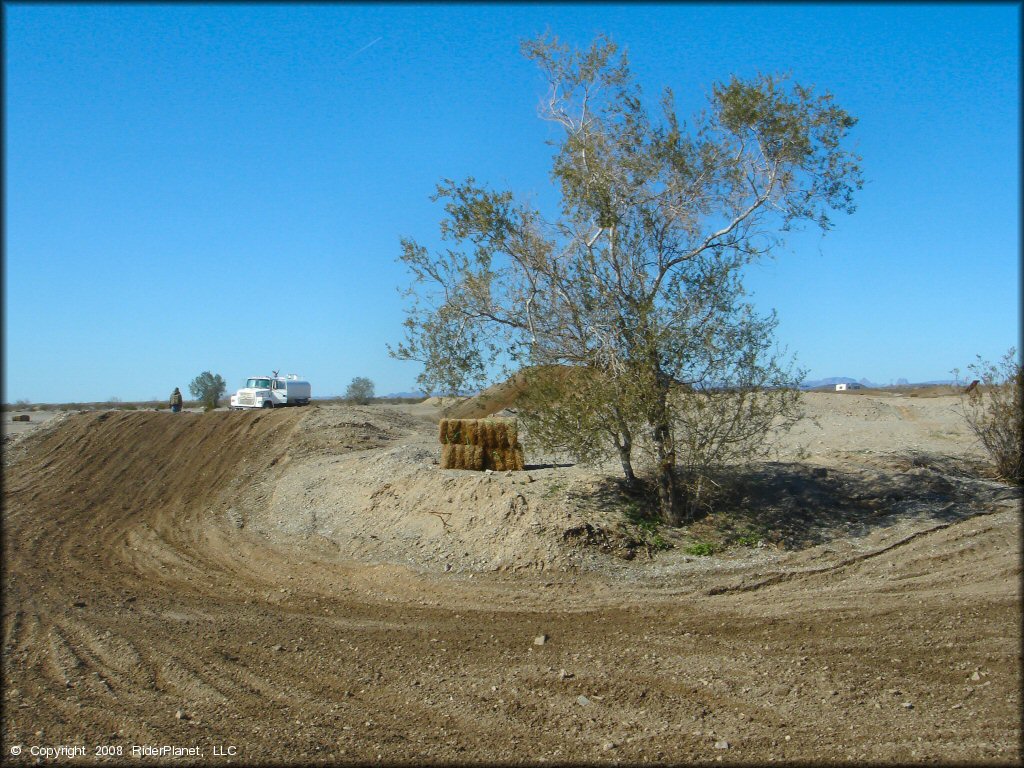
[344,377,376,405]
[954,349,1022,484]
[648,532,671,552]
[517,365,648,486]
[189,371,227,411]
[616,495,672,552]
[732,533,762,548]
[624,503,657,530]
[684,540,716,557]
[392,32,861,525]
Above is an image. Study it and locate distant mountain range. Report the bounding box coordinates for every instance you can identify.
[387,380,963,397]
[318,379,960,400]
[800,376,956,390]
[801,376,877,389]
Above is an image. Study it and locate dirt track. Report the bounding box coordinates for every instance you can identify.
[2,402,1021,764]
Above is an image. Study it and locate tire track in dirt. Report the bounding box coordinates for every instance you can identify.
[5,412,290,611]
[3,410,320,749]
[704,503,1015,597]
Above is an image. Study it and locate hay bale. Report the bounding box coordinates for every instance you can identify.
[465,444,485,471]
[441,443,484,471]
[442,443,526,472]
[487,447,526,471]
[440,418,486,446]
[440,443,458,468]
[477,419,501,449]
[439,417,524,470]
[504,420,518,450]
[488,448,506,472]
[479,418,517,449]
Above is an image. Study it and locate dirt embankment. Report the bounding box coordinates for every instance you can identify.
[2,400,1020,764]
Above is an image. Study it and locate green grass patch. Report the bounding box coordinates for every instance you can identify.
[684,540,716,556]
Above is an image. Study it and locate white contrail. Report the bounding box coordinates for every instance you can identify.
[349,36,383,58]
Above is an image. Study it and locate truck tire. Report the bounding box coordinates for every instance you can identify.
[262,401,274,409]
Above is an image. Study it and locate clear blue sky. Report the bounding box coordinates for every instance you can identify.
[4,3,1019,403]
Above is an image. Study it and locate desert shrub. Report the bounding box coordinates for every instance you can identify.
[345,377,375,405]
[733,533,762,548]
[189,371,227,410]
[685,540,716,557]
[624,505,672,552]
[954,348,1022,484]
[670,381,805,520]
[647,532,671,552]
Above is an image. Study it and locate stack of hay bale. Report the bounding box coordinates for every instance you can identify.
[439,418,524,471]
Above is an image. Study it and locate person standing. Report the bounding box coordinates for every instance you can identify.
[169,387,183,413]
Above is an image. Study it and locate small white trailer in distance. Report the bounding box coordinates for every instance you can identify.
[230,374,311,409]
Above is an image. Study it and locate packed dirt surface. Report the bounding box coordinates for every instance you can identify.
[2,393,1020,764]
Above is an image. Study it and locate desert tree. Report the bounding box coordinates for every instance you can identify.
[189,371,226,411]
[345,376,376,405]
[391,33,861,524]
[954,349,1022,484]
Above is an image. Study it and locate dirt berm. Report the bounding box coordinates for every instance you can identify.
[2,401,1020,764]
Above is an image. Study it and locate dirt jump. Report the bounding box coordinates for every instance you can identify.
[2,393,1020,764]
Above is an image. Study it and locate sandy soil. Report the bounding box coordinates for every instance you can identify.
[2,392,1020,764]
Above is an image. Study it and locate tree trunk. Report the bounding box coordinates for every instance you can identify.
[650,383,681,525]
[653,423,681,525]
[613,430,638,490]
[610,406,639,491]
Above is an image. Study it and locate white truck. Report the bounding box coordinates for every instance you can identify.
[230,374,311,409]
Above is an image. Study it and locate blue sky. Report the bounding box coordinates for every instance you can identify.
[4,3,1019,403]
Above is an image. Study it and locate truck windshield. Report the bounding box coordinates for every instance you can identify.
[246,378,271,388]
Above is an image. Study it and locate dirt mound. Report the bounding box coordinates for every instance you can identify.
[4,409,301,524]
[420,395,463,408]
[440,366,586,419]
[0,405,635,577]
[243,406,642,572]
[3,397,1008,579]
[442,377,528,419]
